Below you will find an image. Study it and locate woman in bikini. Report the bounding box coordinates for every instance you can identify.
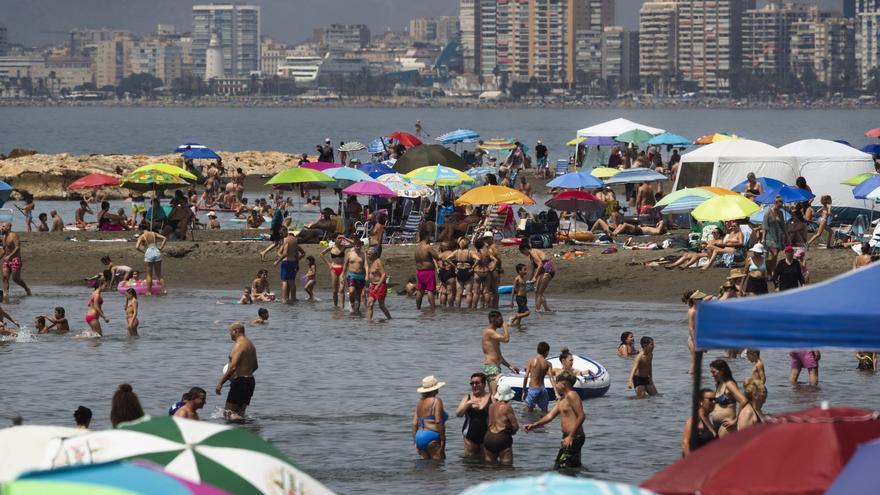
[471,239,496,310]
[736,377,766,430]
[437,242,457,307]
[412,376,447,460]
[807,195,834,248]
[665,229,724,270]
[742,172,763,199]
[701,222,744,271]
[709,359,747,438]
[124,288,139,337]
[519,242,554,312]
[744,243,769,295]
[449,237,478,308]
[454,372,491,458]
[320,236,349,308]
[135,228,168,295]
[85,283,109,336]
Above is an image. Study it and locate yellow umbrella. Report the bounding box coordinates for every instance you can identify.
[481,138,517,150]
[132,163,197,181]
[694,133,739,145]
[455,185,535,206]
[691,195,760,222]
[841,172,877,186]
[591,167,620,179]
[566,136,586,146]
[404,165,475,186]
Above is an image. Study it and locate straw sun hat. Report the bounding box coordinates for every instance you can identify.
[417,375,446,393]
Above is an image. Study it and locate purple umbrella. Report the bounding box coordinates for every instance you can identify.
[299,161,337,172]
[342,181,397,198]
[583,136,616,146]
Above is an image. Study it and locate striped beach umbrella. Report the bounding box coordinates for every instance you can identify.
[404,165,476,186]
[481,138,516,150]
[436,129,479,145]
[46,416,336,495]
[367,137,392,154]
[337,142,366,153]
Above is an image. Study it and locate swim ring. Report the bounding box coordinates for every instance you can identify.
[118,279,164,296]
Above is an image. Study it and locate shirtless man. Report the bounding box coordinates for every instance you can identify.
[1,223,31,302]
[174,387,207,420]
[273,230,305,303]
[50,210,64,232]
[75,200,93,229]
[481,310,520,395]
[342,238,367,314]
[627,336,658,397]
[216,322,258,421]
[366,246,391,322]
[414,231,441,310]
[524,372,587,469]
[523,341,553,413]
[635,182,656,214]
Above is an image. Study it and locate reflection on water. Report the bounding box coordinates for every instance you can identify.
[1,286,879,494]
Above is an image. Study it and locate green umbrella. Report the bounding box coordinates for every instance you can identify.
[46,416,336,495]
[615,129,654,145]
[841,172,877,186]
[121,170,190,192]
[265,167,333,186]
[392,144,467,174]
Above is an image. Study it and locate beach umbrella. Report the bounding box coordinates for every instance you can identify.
[841,172,877,186]
[661,195,714,213]
[730,176,787,193]
[604,168,668,185]
[265,167,333,187]
[749,205,793,224]
[67,173,121,190]
[387,131,422,147]
[566,136,586,146]
[174,143,206,153]
[4,460,232,495]
[642,405,880,495]
[455,185,534,206]
[648,132,692,146]
[357,162,395,179]
[591,167,620,178]
[545,190,605,213]
[367,137,392,154]
[834,139,853,147]
[342,181,397,198]
[0,425,86,482]
[826,438,880,495]
[853,175,880,200]
[691,194,761,222]
[299,161,337,172]
[436,128,479,144]
[132,163,197,182]
[393,144,467,173]
[694,133,738,144]
[547,171,604,189]
[121,170,189,192]
[861,144,880,155]
[755,185,815,204]
[865,128,880,138]
[0,181,11,208]
[376,175,433,198]
[46,416,337,495]
[323,167,374,184]
[699,186,740,196]
[580,136,616,146]
[404,165,476,186]
[465,166,498,180]
[337,141,366,153]
[461,473,658,495]
[182,147,220,160]
[480,137,517,150]
[615,129,654,145]
[656,187,729,207]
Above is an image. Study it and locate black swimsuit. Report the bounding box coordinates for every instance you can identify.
[462,394,489,445]
[455,251,473,283]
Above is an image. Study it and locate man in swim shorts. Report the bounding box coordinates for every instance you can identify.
[481,310,519,395]
[414,230,441,310]
[216,322,258,421]
[343,237,367,313]
[524,372,586,469]
[1,223,31,303]
[274,230,305,303]
[523,341,553,412]
[789,350,820,386]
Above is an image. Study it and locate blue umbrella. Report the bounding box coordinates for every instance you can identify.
[659,195,711,213]
[754,185,815,204]
[459,473,658,495]
[174,143,205,153]
[749,205,792,224]
[825,438,880,495]
[182,147,220,160]
[853,175,880,199]
[436,128,480,144]
[648,132,692,146]
[731,176,788,193]
[0,181,12,208]
[861,144,880,155]
[834,139,853,147]
[603,167,668,185]
[547,171,604,189]
[367,137,392,154]
[582,136,616,146]
[357,162,395,178]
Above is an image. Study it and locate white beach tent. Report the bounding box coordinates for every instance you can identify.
[576,117,665,138]
[779,139,876,210]
[674,139,799,191]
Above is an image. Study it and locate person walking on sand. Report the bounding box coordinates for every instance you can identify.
[124,288,139,337]
[135,228,167,295]
[274,230,305,303]
[1,223,31,302]
[342,237,367,314]
[366,246,391,322]
[627,336,658,397]
[523,341,553,412]
[524,372,586,470]
[484,383,519,465]
[216,322,258,422]
[482,310,519,395]
[414,230,441,310]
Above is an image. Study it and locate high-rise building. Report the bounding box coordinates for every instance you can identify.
[791,10,856,90]
[129,39,184,84]
[69,28,131,57]
[855,0,880,88]
[192,4,261,79]
[532,0,569,83]
[322,24,370,53]
[479,0,498,79]
[677,0,754,96]
[460,0,481,74]
[411,16,461,45]
[0,24,8,56]
[436,16,462,45]
[570,0,615,84]
[94,36,132,87]
[621,30,640,91]
[602,26,623,86]
[742,3,811,77]
[639,1,678,93]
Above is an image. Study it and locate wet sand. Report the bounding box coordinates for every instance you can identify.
[18,229,854,304]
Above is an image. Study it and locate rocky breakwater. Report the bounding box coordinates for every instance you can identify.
[0,150,300,199]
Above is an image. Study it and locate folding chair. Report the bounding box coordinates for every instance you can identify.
[388,212,421,244]
[554,159,569,176]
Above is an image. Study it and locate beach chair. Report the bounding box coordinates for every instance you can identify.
[554,159,569,176]
[388,211,421,244]
[721,225,752,267]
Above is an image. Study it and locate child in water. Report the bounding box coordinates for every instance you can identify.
[628,336,657,397]
[239,287,253,305]
[508,263,530,328]
[746,349,765,383]
[304,256,317,301]
[251,308,269,325]
[34,316,48,333]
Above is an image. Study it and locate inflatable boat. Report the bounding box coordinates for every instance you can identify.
[498,354,610,401]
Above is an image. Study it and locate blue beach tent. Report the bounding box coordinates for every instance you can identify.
[696,263,880,350]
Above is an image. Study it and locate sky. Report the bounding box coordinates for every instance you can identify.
[1,0,846,48]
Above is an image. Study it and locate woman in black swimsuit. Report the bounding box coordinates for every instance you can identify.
[472,239,497,310]
[437,242,457,307]
[484,383,519,465]
[454,372,491,458]
[448,237,478,308]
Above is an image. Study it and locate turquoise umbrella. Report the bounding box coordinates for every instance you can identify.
[459,473,658,495]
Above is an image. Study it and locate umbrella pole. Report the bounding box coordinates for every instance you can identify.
[689,350,704,453]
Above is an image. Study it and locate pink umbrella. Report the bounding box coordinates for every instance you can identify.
[299,161,337,172]
[343,181,397,198]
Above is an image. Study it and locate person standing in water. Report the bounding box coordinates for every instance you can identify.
[523,341,553,413]
[455,372,491,458]
[85,283,109,336]
[483,383,519,466]
[135,228,167,295]
[216,322,258,421]
[414,231,441,310]
[320,235,349,308]
[627,336,658,397]
[481,310,519,396]
[124,288,139,337]
[508,263,531,328]
[366,246,391,322]
[174,387,207,421]
[1,223,32,302]
[274,230,305,304]
[524,372,586,469]
[412,375,447,460]
[342,237,367,314]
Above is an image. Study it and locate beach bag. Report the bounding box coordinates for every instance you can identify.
[530,234,552,249]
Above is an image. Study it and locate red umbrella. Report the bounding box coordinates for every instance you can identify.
[642,405,880,495]
[299,161,337,172]
[387,131,423,147]
[67,173,121,190]
[865,128,880,138]
[545,190,605,213]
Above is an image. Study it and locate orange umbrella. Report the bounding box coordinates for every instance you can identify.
[698,186,739,196]
[694,133,738,144]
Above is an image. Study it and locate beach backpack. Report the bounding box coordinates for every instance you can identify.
[530,234,553,249]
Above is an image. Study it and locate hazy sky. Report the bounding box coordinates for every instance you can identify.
[1,0,845,47]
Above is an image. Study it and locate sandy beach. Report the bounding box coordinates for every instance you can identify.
[19,229,854,303]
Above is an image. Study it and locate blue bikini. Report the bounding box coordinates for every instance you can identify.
[415,398,448,451]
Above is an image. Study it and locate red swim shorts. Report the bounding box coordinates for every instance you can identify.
[369,282,387,300]
[3,257,22,272]
[416,269,436,293]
